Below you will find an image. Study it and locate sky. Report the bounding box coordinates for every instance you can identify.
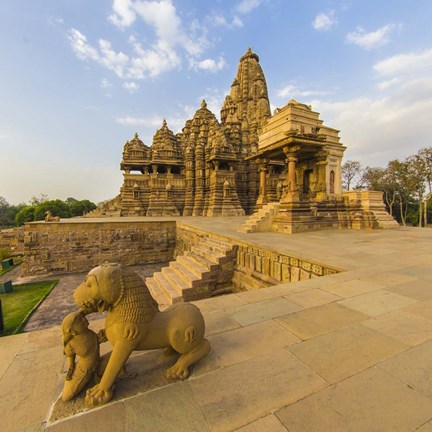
[1,0,432,205]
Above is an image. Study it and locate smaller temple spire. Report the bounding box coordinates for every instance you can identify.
[201,99,207,109]
[162,119,167,127]
[134,132,139,139]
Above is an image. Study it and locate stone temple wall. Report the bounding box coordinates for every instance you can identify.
[21,220,176,276]
[233,243,340,290]
[0,227,25,254]
[174,223,341,291]
[21,220,341,293]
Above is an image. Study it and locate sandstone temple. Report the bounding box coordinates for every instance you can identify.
[90,48,397,233]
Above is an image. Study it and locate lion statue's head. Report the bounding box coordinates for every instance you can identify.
[73,263,123,313]
[73,263,159,323]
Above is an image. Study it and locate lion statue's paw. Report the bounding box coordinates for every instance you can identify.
[85,383,114,407]
[166,362,190,381]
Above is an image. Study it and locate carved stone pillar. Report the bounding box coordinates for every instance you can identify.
[287,157,297,192]
[255,157,269,206]
[315,150,329,201]
[315,160,328,201]
[192,141,205,216]
[282,146,300,202]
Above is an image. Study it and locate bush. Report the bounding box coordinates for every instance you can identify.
[0,247,10,261]
[15,206,35,226]
[69,199,97,216]
[33,200,71,221]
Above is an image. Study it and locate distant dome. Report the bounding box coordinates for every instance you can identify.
[151,120,182,162]
[122,133,150,160]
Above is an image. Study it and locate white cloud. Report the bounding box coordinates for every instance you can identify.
[310,76,432,165]
[123,81,139,93]
[211,13,244,28]
[373,48,432,76]
[277,83,331,100]
[377,77,399,90]
[345,24,399,50]
[232,16,244,27]
[312,11,337,31]
[100,78,112,88]
[69,1,220,80]
[116,114,186,133]
[190,57,226,72]
[47,16,64,26]
[236,0,262,14]
[116,116,164,127]
[68,28,99,61]
[98,39,129,78]
[374,47,432,91]
[109,0,136,27]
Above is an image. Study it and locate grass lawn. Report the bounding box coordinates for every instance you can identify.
[0,258,22,277]
[0,280,58,336]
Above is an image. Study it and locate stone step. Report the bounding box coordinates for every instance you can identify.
[146,277,171,306]
[153,272,183,303]
[202,237,233,248]
[189,245,223,265]
[161,266,191,293]
[200,239,233,255]
[177,255,213,277]
[191,248,234,267]
[170,261,202,285]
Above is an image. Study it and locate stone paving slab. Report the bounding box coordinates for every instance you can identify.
[234,414,287,432]
[378,340,432,398]
[275,367,432,432]
[189,349,327,432]
[230,297,302,326]
[362,310,432,346]
[287,324,408,383]
[208,320,300,367]
[321,278,384,298]
[386,279,432,301]
[337,289,417,317]
[275,303,369,340]
[0,346,64,432]
[284,287,341,308]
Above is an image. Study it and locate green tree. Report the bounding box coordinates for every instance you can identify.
[33,200,71,221]
[29,193,49,206]
[15,206,35,226]
[68,199,96,216]
[342,160,363,191]
[416,147,432,226]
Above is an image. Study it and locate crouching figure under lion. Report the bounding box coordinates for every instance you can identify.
[66,262,211,407]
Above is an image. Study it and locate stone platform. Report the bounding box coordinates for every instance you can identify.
[2,218,432,431]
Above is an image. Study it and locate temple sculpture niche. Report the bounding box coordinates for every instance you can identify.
[88,47,397,233]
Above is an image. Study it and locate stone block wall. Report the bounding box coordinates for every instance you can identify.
[233,244,340,290]
[0,227,25,254]
[175,223,341,291]
[174,223,214,257]
[21,220,176,276]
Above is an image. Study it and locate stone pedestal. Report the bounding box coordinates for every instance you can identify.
[271,200,317,234]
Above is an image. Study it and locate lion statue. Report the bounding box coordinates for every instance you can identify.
[45,210,60,222]
[72,262,211,407]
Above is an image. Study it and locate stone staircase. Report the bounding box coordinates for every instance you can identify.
[238,202,280,233]
[368,209,400,229]
[146,237,237,305]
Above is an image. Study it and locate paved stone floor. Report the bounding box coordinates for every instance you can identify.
[1,219,432,431]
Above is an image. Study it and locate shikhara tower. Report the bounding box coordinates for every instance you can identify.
[115,47,274,217]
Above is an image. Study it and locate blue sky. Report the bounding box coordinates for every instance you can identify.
[1,0,432,205]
